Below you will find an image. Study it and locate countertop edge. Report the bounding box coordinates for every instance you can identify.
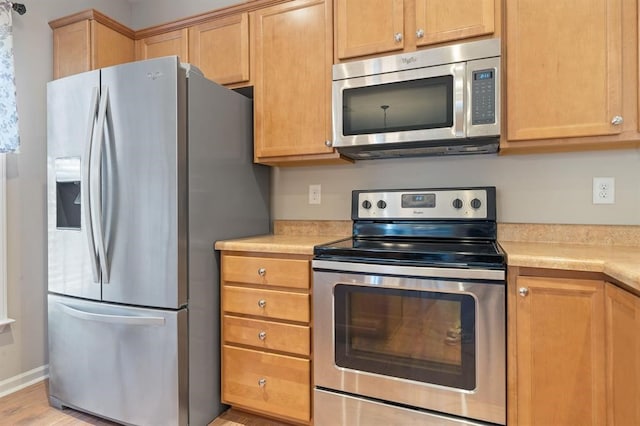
[215,235,640,295]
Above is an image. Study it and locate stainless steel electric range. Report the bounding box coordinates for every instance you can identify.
[312,187,506,426]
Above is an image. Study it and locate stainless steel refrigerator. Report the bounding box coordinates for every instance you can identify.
[46,56,270,426]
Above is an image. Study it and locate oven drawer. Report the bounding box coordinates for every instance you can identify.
[224,314,310,356]
[222,345,311,422]
[223,285,309,322]
[222,255,309,289]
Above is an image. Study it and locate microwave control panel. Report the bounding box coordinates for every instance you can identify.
[471,69,496,125]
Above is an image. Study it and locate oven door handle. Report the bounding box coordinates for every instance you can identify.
[312,259,505,281]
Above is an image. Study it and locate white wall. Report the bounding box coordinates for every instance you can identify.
[0,0,132,384]
[272,149,640,224]
[132,0,238,29]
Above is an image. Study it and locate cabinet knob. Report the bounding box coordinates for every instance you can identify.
[258,299,267,308]
[611,115,623,126]
[416,29,425,38]
[519,287,529,297]
[258,378,267,387]
[258,268,266,277]
[258,331,267,341]
[394,32,403,43]
[324,140,332,147]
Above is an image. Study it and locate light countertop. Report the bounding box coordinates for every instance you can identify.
[214,234,348,256]
[500,241,640,295]
[215,222,640,295]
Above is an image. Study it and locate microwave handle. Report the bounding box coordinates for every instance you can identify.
[452,63,466,138]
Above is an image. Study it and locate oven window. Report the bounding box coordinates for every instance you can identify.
[334,284,476,390]
[342,76,453,136]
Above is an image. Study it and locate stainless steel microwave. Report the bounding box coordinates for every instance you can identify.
[332,38,501,160]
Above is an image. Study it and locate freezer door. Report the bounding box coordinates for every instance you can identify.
[48,294,188,425]
[47,71,102,300]
[99,57,187,309]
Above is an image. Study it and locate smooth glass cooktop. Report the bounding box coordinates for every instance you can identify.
[314,237,505,268]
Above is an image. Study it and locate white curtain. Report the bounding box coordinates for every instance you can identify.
[0,1,19,153]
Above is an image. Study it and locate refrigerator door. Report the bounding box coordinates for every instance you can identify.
[48,294,188,426]
[99,57,187,309]
[47,70,102,300]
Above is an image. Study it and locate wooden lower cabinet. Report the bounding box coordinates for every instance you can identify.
[605,283,640,425]
[509,269,640,426]
[222,346,311,422]
[220,251,312,424]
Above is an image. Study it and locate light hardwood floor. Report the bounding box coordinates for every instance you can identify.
[0,380,290,426]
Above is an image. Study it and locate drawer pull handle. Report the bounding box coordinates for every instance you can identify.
[611,115,623,126]
[519,287,529,297]
[258,268,266,277]
[258,378,267,387]
[258,331,267,340]
[258,299,267,308]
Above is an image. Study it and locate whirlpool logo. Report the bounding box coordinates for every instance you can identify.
[401,56,417,65]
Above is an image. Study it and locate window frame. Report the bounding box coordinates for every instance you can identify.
[0,154,14,331]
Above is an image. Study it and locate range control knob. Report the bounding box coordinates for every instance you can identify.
[452,198,463,209]
[362,200,372,209]
[470,198,482,209]
[377,200,387,209]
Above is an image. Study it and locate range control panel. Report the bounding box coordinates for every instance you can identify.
[353,187,496,220]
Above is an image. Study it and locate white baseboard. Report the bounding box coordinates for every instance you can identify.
[0,365,49,398]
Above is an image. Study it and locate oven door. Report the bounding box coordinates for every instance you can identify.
[312,260,505,425]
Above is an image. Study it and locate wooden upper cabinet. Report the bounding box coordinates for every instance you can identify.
[188,13,251,87]
[253,0,345,165]
[514,276,606,426]
[335,0,404,59]
[505,0,624,144]
[415,0,494,47]
[135,29,189,62]
[50,10,134,80]
[334,0,496,61]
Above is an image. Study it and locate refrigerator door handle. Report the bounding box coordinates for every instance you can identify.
[83,87,100,283]
[92,86,110,283]
[59,303,166,326]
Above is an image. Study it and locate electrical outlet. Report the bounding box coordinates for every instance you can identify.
[592,177,615,204]
[309,184,321,205]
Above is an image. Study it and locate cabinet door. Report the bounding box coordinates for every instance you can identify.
[253,0,336,161]
[515,276,606,426]
[506,0,622,141]
[188,13,250,86]
[415,0,494,47]
[92,22,134,70]
[335,0,404,60]
[135,28,189,62]
[605,283,640,425]
[53,20,91,79]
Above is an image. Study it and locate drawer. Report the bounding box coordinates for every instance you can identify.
[223,286,309,323]
[222,345,310,422]
[224,315,310,356]
[222,255,309,289]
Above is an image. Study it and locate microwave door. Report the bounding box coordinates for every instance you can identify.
[333,62,466,148]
